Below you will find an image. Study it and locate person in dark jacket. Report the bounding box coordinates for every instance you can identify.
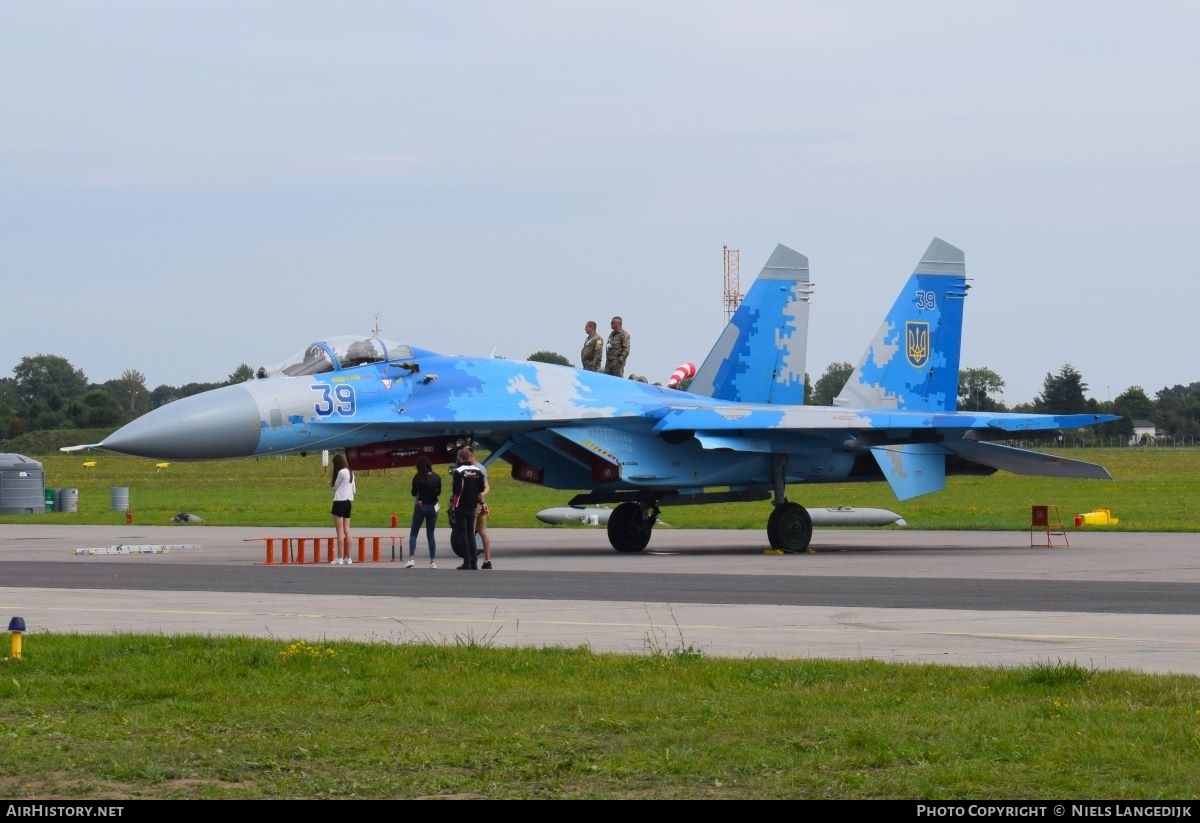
[407,456,442,568]
[450,447,489,570]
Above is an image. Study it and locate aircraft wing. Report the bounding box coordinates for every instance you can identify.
[652,405,1114,435]
[651,403,1116,499]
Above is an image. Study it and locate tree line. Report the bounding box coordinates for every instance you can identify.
[0,354,254,439]
[2,352,1198,444]
[808,362,1198,442]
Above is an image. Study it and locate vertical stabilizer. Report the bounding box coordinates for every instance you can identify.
[834,238,967,411]
[689,244,812,404]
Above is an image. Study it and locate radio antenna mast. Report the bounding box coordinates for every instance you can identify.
[723,245,742,323]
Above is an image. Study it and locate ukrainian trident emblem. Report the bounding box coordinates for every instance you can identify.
[905,321,930,368]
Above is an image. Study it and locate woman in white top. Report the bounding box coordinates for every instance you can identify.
[330,453,355,564]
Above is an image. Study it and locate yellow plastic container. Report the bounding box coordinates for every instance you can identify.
[1077,508,1119,526]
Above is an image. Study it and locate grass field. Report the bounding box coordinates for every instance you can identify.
[3,635,1200,800]
[3,447,1197,531]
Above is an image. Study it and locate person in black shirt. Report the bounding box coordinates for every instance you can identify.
[450,447,489,570]
[406,456,442,568]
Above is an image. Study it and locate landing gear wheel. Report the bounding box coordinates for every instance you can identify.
[767,502,813,553]
[448,508,466,558]
[451,508,468,561]
[767,506,785,549]
[448,508,479,559]
[607,501,657,553]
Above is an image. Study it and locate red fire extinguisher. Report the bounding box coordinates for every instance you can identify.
[390,511,398,528]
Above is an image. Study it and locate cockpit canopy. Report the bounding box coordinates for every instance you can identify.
[275,337,412,377]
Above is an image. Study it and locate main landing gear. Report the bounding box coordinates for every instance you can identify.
[766,502,813,553]
[603,497,814,554]
[594,470,814,554]
[765,454,813,553]
[606,501,659,552]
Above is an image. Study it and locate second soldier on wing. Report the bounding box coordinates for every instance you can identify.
[603,315,630,377]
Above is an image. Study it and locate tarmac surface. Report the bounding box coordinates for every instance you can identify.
[2,524,1199,675]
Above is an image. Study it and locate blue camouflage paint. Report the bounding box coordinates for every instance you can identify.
[95,238,1118,506]
[691,244,812,405]
[836,238,967,411]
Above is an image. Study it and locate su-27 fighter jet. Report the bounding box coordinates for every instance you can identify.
[69,238,1117,553]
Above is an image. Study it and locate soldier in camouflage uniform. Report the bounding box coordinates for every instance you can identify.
[580,321,604,372]
[604,315,630,377]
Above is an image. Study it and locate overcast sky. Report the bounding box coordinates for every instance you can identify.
[2,2,1196,406]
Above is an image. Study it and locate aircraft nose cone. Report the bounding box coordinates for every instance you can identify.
[100,385,261,459]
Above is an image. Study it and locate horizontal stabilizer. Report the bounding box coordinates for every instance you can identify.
[870,443,947,501]
[949,441,1112,480]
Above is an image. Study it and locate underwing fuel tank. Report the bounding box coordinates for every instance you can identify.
[535,505,906,527]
